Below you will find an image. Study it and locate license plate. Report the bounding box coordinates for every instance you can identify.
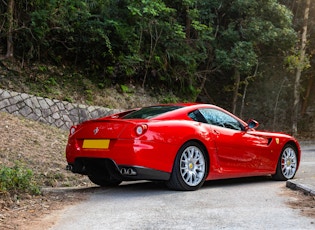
[82,139,110,149]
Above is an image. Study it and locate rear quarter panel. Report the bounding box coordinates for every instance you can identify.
[134,120,217,172]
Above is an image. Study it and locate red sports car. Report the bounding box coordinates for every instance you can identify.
[65,103,300,191]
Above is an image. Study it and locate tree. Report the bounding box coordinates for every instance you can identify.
[126,0,212,93]
[0,0,300,114]
[292,0,311,136]
[4,0,14,58]
[207,0,296,113]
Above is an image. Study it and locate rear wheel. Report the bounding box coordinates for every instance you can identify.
[166,141,208,191]
[88,174,122,187]
[272,144,298,181]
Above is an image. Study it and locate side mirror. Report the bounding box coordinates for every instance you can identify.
[247,119,259,130]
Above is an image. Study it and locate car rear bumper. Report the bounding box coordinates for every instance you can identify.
[67,157,170,181]
[66,138,178,173]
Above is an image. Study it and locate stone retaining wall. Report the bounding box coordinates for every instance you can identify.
[0,89,121,130]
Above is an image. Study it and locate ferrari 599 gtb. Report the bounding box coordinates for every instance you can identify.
[66,103,300,191]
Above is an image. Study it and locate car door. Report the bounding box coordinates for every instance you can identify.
[198,108,269,175]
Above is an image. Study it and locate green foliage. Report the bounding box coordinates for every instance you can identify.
[160,93,180,104]
[85,89,93,104]
[284,49,311,72]
[45,77,57,86]
[216,42,257,74]
[0,163,41,196]
[1,0,298,100]
[120,84,131,93]
[214,0,296,63]
[43,77,58,93]
[40,171,66,187]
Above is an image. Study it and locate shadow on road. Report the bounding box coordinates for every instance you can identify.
[52,175,276,196]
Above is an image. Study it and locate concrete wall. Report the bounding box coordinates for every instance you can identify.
[0,89,121,130]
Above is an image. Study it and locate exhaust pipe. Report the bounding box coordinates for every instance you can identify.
[120,168,127,174]
[66,164,73,171]
[120,167,137,176]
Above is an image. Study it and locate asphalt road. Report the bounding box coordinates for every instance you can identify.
[289,141,315,195]
[50,144,315,230]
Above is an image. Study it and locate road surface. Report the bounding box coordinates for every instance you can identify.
[49,143,315,230]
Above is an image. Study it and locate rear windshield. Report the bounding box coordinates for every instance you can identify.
[122,105,182,119]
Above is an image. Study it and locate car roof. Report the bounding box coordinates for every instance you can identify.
[122,103,215,120]
[147,103,244,123]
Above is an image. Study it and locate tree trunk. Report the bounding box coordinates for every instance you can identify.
[232,68,240,114]
[239,62,258,119]
[292,0,310,136]
[301,75,314,116]
[5,0,15,58]
[273,77,288,131]
[185,6,191,40]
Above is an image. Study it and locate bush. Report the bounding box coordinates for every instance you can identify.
[0,163,41,196]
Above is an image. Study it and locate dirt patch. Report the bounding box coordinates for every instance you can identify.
[281,187,315,220]
[287,192,315,220]
[0,112,92,229]
[0,191,88,230]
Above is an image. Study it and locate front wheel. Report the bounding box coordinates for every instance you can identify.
[272,144,298,181]
[166,141,208,191]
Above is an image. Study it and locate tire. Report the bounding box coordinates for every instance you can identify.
[272,144,298,181]
[166,141,208,191]
[88,174,122,187]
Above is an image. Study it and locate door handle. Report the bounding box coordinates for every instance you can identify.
[213,130,220,135]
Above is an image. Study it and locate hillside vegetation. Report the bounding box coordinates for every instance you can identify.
[2,0,315,133]
[0,61,176,110]
[0,111,90,191]
[0,111,93,228]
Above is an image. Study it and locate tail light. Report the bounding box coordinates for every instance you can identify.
[70,126,77,135]
[135,124,148,136]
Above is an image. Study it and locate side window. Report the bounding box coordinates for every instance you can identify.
[188,110,207,123]
[188,111,198,121]
[198,108,243,131]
